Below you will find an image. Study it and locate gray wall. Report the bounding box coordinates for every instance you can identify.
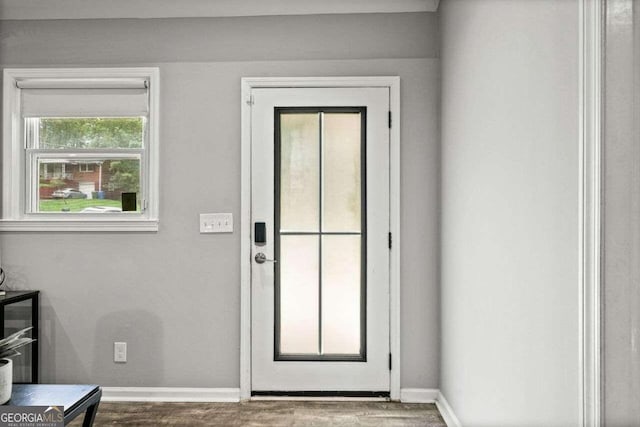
[439,0,580,425]
[0,13,440,388]
[603,0,640,424]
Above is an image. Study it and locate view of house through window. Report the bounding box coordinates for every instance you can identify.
[29,117,144,213]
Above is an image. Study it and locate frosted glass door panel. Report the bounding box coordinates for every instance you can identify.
[276,108,366,361]
[279,235,320,355]
[279,114,319,232]
[322,113,362,232]
[321,235,362,355]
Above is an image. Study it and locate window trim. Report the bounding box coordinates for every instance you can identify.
[78,163,94,173]
[1,68,160,232]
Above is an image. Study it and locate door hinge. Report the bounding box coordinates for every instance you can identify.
[388,111,392,129]
[389,353,392,370]
[388,232,392,249]
[246,95,254,106]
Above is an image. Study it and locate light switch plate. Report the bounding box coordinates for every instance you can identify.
[200,213,233,233]
[114,342,127,363]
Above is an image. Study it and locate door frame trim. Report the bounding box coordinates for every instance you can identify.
[240,76,401,400]
[578,0,603,425]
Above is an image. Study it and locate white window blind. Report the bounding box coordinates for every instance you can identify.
[20,79,149,117]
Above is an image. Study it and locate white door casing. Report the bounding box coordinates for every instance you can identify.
[240,77,401,400]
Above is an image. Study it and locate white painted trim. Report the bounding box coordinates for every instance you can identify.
[240,76,401,400]
[0,219,158,232]
[239,76,400,89]
[1,67,160,232]
[147,68,161,228]
[2,69,22,221]
[101,387,240,403]
[400,388,438,403]
[388,77,402,402]
[578,1,603,426]
[0,0,438,21]
[240,79,253,401]
[436,392,462,427]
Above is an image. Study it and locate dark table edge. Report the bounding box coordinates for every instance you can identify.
[64,385,101,417]
[10,384,101,414]
[0,290,40,306]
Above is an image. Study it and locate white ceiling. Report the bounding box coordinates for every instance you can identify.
[0,0,440,20]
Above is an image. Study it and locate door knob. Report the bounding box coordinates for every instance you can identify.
[254,253,277,264]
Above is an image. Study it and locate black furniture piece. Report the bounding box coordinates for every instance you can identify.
[0,291,39,383]
[10,384,101,426]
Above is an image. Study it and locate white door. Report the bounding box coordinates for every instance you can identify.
[251,87,390,393]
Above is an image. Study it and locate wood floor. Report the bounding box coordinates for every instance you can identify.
[70,401,447,426]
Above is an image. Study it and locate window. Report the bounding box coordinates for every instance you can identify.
[78,163,93,173]
[2,68,159,231]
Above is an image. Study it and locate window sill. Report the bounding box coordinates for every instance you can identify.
[0,219,159,232]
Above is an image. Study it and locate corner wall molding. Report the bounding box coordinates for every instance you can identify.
[101,387,240,403]
[578,0,603,426]
[436,392,462,427]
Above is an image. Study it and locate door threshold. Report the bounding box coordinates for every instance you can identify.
[251,391,390,402]
[251,396,390,402]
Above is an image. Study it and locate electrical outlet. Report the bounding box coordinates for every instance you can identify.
[114,342,127,363]
[200,213,233,233]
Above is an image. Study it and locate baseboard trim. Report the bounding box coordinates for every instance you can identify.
[101,387,240,403]
[399,388,439,403]
[436,392,462,427]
